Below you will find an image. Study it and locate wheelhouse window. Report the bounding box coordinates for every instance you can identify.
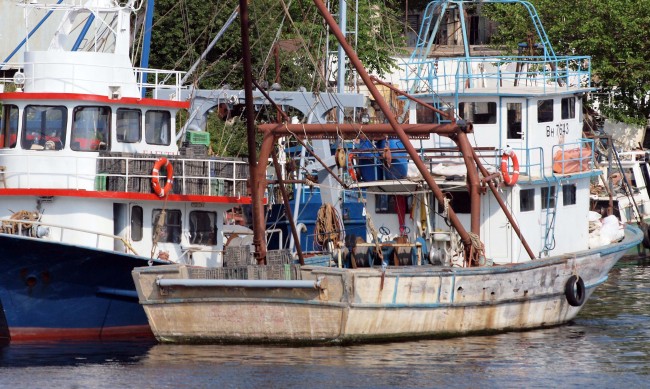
[189,211,217,245]
[116,108,141,143]
[145,110,171,145]
[1,104,18,148]
[520,188,535,212]
[152,209,182,243]
[506,102,522,139]
[537,99,554,123]
[71,106,110,151]
[561,97,576,120]
[22,105,67,150]
[131,205,143,241]
[541,186,556,209]
[562,184,577,206]
[458,102,497,124]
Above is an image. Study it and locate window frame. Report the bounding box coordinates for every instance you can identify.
[145,110,171,146]
[71,105,111,152]
[116,108,142,143]
[561,97,576,120]
[152,209,182,244]
[131,205,143,242]
[520,188,535,212]
[21,105,68,151]
[1,104,19,149]
[458,101,497,124]
[541,186,556,209]
[537,99,554,123]
[562,184,577,206]
[189,210,218,245]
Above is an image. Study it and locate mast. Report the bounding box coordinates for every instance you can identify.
[239,0,266,262]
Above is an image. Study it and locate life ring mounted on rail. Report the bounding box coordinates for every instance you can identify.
[151,157,174,197]
[500,148,519,186]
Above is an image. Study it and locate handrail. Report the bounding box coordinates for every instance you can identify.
[0,218,139,255]
[0,153,249,197]
[404,55,592,95]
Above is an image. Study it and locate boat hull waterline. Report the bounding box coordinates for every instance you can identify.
[132,226,642,344]
[0,234,164,342]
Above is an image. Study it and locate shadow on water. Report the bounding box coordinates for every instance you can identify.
[0,340,156,367]
[0,260,648,387]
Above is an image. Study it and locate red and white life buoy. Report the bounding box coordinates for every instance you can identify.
[151,157,174,197]
[500,149,519,186]
[348,152,358,181]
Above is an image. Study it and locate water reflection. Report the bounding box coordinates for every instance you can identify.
[1,261,649,388]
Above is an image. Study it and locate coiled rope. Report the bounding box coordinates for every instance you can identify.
[314,204,342,248]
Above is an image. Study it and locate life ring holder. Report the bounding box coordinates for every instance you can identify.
[564,274,586,306]
[151,157,174,197]
[500,149,519,186]
[347,152,358,181]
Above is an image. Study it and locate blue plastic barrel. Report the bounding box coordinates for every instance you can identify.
[356,139,383,181]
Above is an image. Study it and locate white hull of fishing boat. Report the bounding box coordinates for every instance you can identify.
[132,225,641,344]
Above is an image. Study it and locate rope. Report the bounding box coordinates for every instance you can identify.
[314,204,342,248]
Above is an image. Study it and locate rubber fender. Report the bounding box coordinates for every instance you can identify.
[565,275,586,307]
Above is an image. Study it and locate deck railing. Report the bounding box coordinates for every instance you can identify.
[403,55,592,95]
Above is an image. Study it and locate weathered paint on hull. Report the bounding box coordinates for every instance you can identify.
[133,226,642,344]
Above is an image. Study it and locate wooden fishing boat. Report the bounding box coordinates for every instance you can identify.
[132,0,642,344]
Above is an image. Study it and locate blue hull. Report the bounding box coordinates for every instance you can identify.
[0,234,160,342]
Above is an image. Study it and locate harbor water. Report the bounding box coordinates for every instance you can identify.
[1,260,649,388]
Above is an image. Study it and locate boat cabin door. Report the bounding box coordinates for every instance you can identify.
[501,98,525,165]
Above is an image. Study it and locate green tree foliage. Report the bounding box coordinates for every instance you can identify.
[143,0,404,157]
[482,0,650,125]
[147,0,405,90]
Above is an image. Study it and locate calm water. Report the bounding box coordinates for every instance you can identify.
[1,260,649,388]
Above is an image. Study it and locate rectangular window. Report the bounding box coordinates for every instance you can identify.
[537,99,554,123]
[22,105,67,150]
[376,194,412,214]
[541,186,556,209]
[520,188,535,212]
[506,102,522,139]
[145,110,171,145]
[131,205,143,241]
[117,108,141,143]
[152,209,182,243]
[562,184,576,206]
[189,211,217,245]
[1,104,19,148]
[561,97,575,119]
[416,103,436,124]
[458,102,497,124]
[72,106,111,151]
[436,192,471,214]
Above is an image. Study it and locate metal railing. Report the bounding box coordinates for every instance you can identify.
[403,55,592,95]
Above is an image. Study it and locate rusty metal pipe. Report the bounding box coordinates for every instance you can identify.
[259,123,459,137]
[454,131,481,235]
[239,0,266,263]
[313,0,471,248]
[470,148,536,260]
[271,151,305,265]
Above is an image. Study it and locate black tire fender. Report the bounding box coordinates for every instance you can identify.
[565,275,586,307]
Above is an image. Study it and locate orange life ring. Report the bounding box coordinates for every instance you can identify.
[500,149,519,186]
[348,152,357,181]
[151,157,174,197]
